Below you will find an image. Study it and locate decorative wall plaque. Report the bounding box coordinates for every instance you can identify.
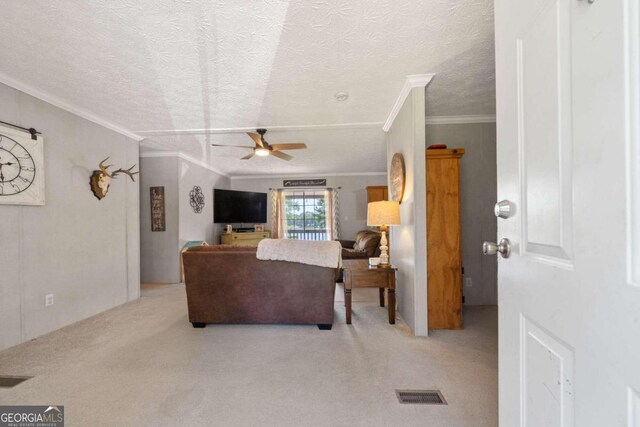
[389,153,406,203]
[189,185,205,213]
[89,157,138,200]
[283,179,326,187]
[150,186,166,232]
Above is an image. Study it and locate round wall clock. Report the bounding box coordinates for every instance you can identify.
[0,127,45,206]
[389,153,405,203]
[0,135,36,194]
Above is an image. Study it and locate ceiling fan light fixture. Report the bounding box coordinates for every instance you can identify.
[255,148,270,157]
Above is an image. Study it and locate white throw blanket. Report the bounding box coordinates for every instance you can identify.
[256,239,342,268]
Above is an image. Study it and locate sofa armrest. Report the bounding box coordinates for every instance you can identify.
[337,239,356,249]
[341,247,368,259]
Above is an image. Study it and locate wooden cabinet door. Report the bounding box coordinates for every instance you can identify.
[426,149,464,329]
[366,186,388,203]
[220,231,270,246]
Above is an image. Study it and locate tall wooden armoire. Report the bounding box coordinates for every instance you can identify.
[366,186,388,203]
[426,148,465,329]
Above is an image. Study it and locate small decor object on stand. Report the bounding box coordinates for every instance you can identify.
[254,224,264,232]
[226,224,233,234]
[90,157,138,200]
[150,186,166,232]
[367,201,401,268]
[189,185,205,213]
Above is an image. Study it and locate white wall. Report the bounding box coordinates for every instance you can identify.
[385,86,427,336]
[230,174,387,240]
[425,122,497,305]
[139,156,180,283]
[0,82,140,351]
[139,154,230,283]
[178,158,229,248]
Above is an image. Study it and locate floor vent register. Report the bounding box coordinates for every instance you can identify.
[395,389,447,405]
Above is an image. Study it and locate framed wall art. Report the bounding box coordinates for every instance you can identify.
[150,186,166,232]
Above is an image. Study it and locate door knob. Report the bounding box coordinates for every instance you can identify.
[494,200,514,219]
[483,238,512,258]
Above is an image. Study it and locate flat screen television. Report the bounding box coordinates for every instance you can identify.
[213,189,267,224]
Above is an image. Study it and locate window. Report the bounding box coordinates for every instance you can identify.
[284,190,327,240]
[271,188,338,241]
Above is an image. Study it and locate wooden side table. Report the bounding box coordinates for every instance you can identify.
[342,259,396,324]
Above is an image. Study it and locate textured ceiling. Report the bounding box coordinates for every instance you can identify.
[141,127,387,176]
[0,0,495,176]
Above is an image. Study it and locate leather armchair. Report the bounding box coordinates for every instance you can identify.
[338,230,382,260]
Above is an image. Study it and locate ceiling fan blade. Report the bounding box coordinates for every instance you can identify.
[270,151,293,161]
[246,132,264,148]
[211,144,254,149]
[241,152,255,160]
[270,143,307,151]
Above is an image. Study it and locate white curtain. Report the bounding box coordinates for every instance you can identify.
[270,189,286,239]
[324,188,340,240]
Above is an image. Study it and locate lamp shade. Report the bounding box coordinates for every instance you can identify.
[367,201,400,226]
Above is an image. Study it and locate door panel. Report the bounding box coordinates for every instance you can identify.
[517,0,573,266]
[630,387,640,427]
[495,0,640,425]
[627,0,640,287]
[521,315,574,427]
[426,155,463,329]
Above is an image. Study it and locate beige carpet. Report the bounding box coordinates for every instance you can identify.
[0,284,498,427]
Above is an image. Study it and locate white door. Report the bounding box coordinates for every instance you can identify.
[494,0,640,425]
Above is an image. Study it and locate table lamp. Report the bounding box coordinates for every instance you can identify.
[367,201,401,268]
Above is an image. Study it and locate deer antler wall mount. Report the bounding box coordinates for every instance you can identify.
[90,157,139,200]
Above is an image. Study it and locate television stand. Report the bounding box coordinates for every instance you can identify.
[220,230,271,246]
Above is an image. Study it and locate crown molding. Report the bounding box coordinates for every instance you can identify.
[136,121,384,137]
[425,114,496,125]
[139,151,229,177]
[140,151,386,179]
[383,73,436,132]
[139,151,182,159]
[0,72,144,142]
[230,171,387,180]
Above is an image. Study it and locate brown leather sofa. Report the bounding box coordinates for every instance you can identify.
[182,245,338,330]
[338,230,382,260]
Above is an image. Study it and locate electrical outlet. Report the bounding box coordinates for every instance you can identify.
[465,277,473,288]
[45,294,54,307]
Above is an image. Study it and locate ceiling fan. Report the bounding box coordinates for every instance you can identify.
[211,129,307,161]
